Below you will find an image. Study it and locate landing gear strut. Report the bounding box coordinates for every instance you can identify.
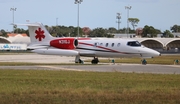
[75,55,84,64]
[75,55,80,63]
[91,57,99,64]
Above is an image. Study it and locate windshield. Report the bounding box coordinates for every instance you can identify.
[127,41,141,47]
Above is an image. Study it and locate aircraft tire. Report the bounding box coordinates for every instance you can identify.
[91,59,99,64]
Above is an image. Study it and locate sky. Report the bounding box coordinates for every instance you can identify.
[0,0,179,32]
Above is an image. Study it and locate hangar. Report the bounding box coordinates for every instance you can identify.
[0,37,11,43]
[0,34,30,44]
[0,34,30,51]
[135,38,180,52]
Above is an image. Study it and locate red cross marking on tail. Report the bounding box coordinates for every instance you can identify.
[35,28,45,41]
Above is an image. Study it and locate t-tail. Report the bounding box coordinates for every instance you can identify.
[15,23,55,49]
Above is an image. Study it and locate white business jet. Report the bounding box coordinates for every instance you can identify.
[15,23,160,64]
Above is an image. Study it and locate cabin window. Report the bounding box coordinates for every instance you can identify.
[94,42,99,47]
[127,41,141,47]
[112,43,114,47]
[100,43,103,46]
[106,43,108,47]
[117,43,120,47]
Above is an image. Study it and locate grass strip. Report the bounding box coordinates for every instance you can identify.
[94,55,180,65]
[0,70,180,103]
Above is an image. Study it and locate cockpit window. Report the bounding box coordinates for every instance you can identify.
[127,41,141,47]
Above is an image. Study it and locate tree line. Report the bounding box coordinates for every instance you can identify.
[0,19,180,38]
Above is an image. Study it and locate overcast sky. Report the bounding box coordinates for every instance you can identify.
[0,0,179,32]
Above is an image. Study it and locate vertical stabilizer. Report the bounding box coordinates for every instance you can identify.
[27,23,54,44]
[14,22,55,49]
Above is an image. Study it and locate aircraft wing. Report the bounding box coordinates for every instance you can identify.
[79,52,96,57]
[27,44,49,49]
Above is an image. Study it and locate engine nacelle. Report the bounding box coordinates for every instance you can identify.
[50,38,78,49]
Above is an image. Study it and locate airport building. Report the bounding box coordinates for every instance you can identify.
[0,34,30,51]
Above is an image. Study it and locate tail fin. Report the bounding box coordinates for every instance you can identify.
[28,23,54,43]
[14,22,54,49]
[15,22,54,43]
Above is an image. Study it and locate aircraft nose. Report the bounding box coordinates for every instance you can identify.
[152,50,161,57]
[140,48,161,58]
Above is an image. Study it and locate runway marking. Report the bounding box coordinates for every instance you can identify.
[170,65,180,68]
[38,66,84,71]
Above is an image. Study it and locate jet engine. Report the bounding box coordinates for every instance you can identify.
[50,38,78,49]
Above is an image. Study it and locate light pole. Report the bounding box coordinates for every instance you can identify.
[125,6,131,38]
[10,7,17,34]
[116,13,121,31]
[74,0,83,37]
[56,18,58,26]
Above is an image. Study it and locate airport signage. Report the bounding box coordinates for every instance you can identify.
[0,44,27,50]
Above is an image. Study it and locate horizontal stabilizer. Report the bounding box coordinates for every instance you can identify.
[11,23,41,27]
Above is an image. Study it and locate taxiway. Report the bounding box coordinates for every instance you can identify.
[0,53,180,74]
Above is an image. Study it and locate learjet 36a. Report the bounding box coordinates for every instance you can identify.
[15,23,160,64]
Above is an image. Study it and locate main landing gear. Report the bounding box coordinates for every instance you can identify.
[75,56,99,64]
[91,57,99,64]
[75,55,84,64]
